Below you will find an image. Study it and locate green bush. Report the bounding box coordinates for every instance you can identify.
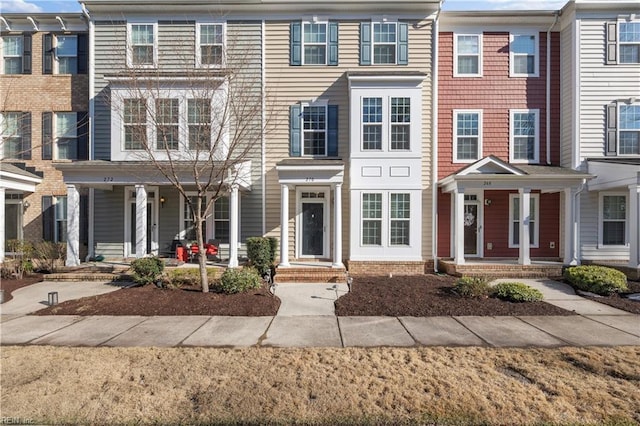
[217,267,261,294]
[246,237,276,275]
[492,282,543,302]
[130,257,164,285]
[453,276,491,298]
[165,268,217,288]
[564,265,628,295]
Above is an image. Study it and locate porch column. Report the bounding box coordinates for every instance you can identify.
[563,187,579,266]
[0,187,5,263]
[279,184,290,267]
[518,187,531,266]
[66,184,81,266]
[453,187,465,265]
[135,184,147,258]
[228,184,239,268]
[629,180,640,269]
[333,183,343,268]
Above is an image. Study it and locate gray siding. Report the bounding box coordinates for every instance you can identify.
[94,187,125,257]
[579,191,630,261]
[158,23,195,70]
[560,22,574,168]
[158,187,181,252]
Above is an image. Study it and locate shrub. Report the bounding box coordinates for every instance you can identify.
[32,241,66,272]
[130,257,164,285]
[247,237,275,276]
[217,267,261,294]
[492,282,543,302]
[564,265,628,295]
[453,276,491,298]
[165,268,218,288]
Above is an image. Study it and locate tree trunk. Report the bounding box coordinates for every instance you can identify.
[195,196,209,293]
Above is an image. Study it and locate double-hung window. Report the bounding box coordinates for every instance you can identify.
[362,98,382,150]
[391,97,410,150]
[509,194,539,248]
[302,105,327,156]
[601,194,627,246]
[2,35,23,74]
[510,34,538,77]
[183,195,207,241]
[156,99,179,150]
[373,23,397,65]
[390,193,410,246]
[361,96,411,151]
[510,109,539,163]
[188,99,211,150]
[360,21,408,65]
[214,197,230,243]
[619,21,640,64]
[1,112,31,160]
[454,110,481,162]
[55,196,68,243]
[124,99,147,150]
[303,22,327,65]
[454,34,482,77]
[362,193,382,245]
[619,104,640,155]
[290,21,338,66]
[128,23,156,67]
[56,35,78,74]
[55,112,78,159]
[197,23,224,67]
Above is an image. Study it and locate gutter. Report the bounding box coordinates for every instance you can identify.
[546,10,560,165]
[431,0,442,272]
[81,2,95,261]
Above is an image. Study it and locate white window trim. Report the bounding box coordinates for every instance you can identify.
[1,35,23,75]
[371,21,398,65]
[54,34,78,75]
[195,22,226,68]
[53,111,78,160]
[598,192,629,248]
[300,99,328,157]
[0,111,23,159]
[126,22,158,68]
[389,192,410,246]
[360,95,412,152]
[618,103,640,156]
[508,193,540,249]
[509,33,539,77]
[453,109,482,163]
[361,192,383,246]
[454,33,482,77]
[618,19,640,64]
[509,108,540,164]
[121,98,149,151]
[301,21,328,66]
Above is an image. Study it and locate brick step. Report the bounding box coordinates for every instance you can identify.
[444,266,564,279]
[275,267,347,283]
[46,273,132,282]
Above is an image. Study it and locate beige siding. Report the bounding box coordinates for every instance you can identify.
[264,19,434,261]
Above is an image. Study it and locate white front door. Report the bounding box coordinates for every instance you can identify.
[463,194,482,257]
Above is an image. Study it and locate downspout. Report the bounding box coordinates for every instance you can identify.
[82,3,95,261]
[546,11,560,165]
[572,181,586,265]
[261,20,266,236]
[431,1,442,272]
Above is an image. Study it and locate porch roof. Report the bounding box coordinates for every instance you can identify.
[54,160,252,191]
[276,159,344,185]
[439,156,592,193]
[0,162,43,192]
[587,158,640,191]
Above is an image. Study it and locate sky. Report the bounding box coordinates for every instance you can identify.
[1,0,570,13]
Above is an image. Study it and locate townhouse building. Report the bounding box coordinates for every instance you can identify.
[1,14,89,262]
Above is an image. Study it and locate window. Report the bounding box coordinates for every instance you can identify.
[55,196,67,243]
[391,97,410,150]
[619,21,640,64]
[214,197,230,243]
[55,112,78,159]
[128,23,156,67]
[183,195,207,241]
[362,193,382,245]
[188,99,211,150]
[510,109,539,163]
[362,97,382,150]
[289,103,337,157]
[156,99,179,150]
[373,23,397,65]
[509,194,539,248]
[454,34,482,77]
[390,193,410,246]
[619,104,640,155]
[197,23,224,67]
[601,194,627,246]
[510,34,538,77]
[454,110,482,162]
[303,22,327,65]
[124,99,147,150]
[360,21,408,65]
[290,21,338,66]
[2,35,23,74]
[302,105,327,156]
[1,112,30,159]
[56,35,78,74]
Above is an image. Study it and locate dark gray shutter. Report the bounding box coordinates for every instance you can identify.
[77,112,89,160]
[289,105,301,157]
[80,194,88,245]
[606,103,617,155]
[77,33,88,74]
[360,22,371,65]
[327,105,338,157]
[42,111,53,160]
[43,34,53,74]
[42,196,54,241]
[606,22,618,65]
[20,112,31,160]
[290,22,302,66]
[397,22,408,65]
[22,34,32,74]
[328,22,339,66]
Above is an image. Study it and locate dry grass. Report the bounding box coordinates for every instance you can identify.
[2,346,639,425]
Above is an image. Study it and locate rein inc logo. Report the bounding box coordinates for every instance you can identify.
[1,418,35,425]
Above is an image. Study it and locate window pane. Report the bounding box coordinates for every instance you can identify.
[124,99,146,149]
[457,138,478,160]
[603,196,626,220]
[303,23,327,43]
[373,23,396,43]
[619,132,639,155]
[303,132,326,155]
[362,125,382,150]
[603,222,625,245]
[458,35,479,54]
[201,45,223,65]
[620,22,640,42]
[302,106,326,156]
[57,36,77,56]
[512,35,535,54]
[132,24,153,44]
[304,45,326,65]
[390,194,410,219]
[363,98,382,123]
[200,24,223,44]
[3,36,23,74]
[362,98,381,150]
[514,55,534,74]
[457,56,478,74]
[456,113,479,160]
[373,45,395,64]
[373,23,396,64]
[362,221,381,245]
[214,197,229,220]
[620,45,640,63]
[56,113,77,138]
[362,193,382,219]
[620,105,640,130]
[156,99,179,150]
[513,112,536,160]
[390,221,409,245]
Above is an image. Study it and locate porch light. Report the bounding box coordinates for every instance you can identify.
[484,199,492,206]
[160,196,166,207]
[23,200,30,210]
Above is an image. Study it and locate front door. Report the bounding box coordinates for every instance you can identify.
[4,202,21,242]
[464,195,481,256]
[302,202,324,256]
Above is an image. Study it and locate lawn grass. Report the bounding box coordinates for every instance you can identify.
[2,346,639,425]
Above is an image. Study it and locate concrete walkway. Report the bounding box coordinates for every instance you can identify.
[1,278,638,348]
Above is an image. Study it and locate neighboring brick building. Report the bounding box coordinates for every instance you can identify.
[1,14,89,260]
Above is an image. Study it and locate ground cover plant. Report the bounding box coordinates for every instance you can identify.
[2,346,639,425]
[564,265,628,295]
[492,281,543,302]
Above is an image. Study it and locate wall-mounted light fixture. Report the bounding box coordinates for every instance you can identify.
[23,200,31,210]
[160,196,166,207]
[484,199,492,206]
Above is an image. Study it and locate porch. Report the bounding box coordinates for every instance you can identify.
[438,258,565,279]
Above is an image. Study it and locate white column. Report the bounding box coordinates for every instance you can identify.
[135,184,147,258]
[66,184,81,266]
[0,187,5,263]
[228,184,239,268]
[563,187,579,266]
[333,183,343,268]
[518,187,531,265]
[629,181,640,269]
[279,184,290,267]
[453,187,465,265]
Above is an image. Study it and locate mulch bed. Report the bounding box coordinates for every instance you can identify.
[0,274,44,303]
[34,283,280,316]
[578,280,640,315]
[335,274,577,316]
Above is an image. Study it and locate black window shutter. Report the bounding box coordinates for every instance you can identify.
[606,103,617,156]
[77,33,88,74]
[42,196,54,241]
[42,111,53,160]
[327,105,338,157]
[80,194,88,245]
[289,104,301,157]
[22,34,32,74]
[20,112,31,160]
[77,112,89,160]
[43,34,53,74]
[606,22,617,65]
